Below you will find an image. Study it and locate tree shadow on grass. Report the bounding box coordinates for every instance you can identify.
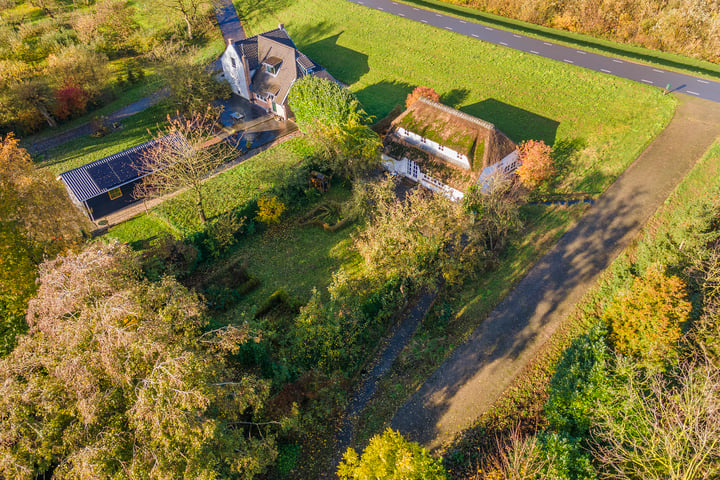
[354,80,414,120]
[440,88,471,109]
[461,98,560,145]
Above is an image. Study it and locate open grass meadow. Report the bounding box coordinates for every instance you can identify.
[240,0,676,195]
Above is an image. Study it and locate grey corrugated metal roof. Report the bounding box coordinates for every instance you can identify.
[59,136,183,203]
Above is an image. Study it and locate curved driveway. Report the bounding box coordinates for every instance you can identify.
[348,0,720,103]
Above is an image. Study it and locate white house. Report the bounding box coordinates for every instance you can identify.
[382,97,519,200]
[220,24,335,121]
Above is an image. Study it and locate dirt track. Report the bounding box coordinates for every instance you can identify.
[389,94,720,449]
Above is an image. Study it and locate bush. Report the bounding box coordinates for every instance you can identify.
[516,140,554,190]
[545,324,611,438]
[141,235,199,281]
[338,428,447,480]
[405,85,440,108]
[255,196,285,225]
[604,264,691,361]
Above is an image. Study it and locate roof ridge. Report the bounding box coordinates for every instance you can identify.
[416,96,497,131]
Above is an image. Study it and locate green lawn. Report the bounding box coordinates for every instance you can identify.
[36,102,173,176]
[106,138,314,243]
[395,0,720,81]
[242,0,675,195]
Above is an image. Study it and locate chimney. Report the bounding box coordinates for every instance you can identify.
[227,38,232,46]
[278,23,285,30]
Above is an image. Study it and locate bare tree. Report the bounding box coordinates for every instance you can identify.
[476,426,555,480]
[135,108,240,224]
[155,0,213,40]
[591,358,720,480]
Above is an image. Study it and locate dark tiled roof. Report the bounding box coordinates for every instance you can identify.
[59,135,186,203]
[296,54,317,72]
[231,26,335,104]
[232,28,294,71]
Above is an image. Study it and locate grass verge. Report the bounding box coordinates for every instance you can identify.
[395,0,720,81]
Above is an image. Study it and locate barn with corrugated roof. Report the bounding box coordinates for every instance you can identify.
[58,136,177,221]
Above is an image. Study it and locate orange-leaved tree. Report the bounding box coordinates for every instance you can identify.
[405,86,440,108]
[516,139,554,189]
[603,264,691,361]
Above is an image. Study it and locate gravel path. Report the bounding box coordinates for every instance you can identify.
[28,89,169,155]
[390,94,720,450]
[326,290,439,475]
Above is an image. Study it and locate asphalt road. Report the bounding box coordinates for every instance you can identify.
[348,0,720,103]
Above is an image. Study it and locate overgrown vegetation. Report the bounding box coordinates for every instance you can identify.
[443,142,720,479]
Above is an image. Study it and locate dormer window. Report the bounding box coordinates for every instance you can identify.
[231,57,236,68]
[263,56,283,76]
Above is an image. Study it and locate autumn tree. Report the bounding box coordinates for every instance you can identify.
[135,108,238,224]
[603,264,691,361]
[0,133,89,354]
[150,41,231,113]
[354,177,487,289]
[153,0,214,40]
[338,428,447,480]
[0,241,283,479]
[47,45,111,101]
[516,139,554,189]
[463,173,526,252]
[405,85,440,108]
[10,77,57,127]
[288,75,380,179]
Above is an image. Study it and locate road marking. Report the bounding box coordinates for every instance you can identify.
[576,50,587,54]
[436,13,442,16]
[472,33,479,38]
[563,59,574,64]
[613,59,623,63]
[513,34,521,38]
[530,50,539,54]
[413,7,419,10]
[687,90,700,96]
[653,69,664,73]
[378,6,384,10]
[446,26,454,30]
[460,20,466,24]
[485,26,493,30]
[543,42,552,46]
[641,79,653,84]
[398,13,405,16]
[499,42,508,46]
[421,19,427,23]
[601,68,612,73]
[698,79,710,84]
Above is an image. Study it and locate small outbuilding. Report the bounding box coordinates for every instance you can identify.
[58,136,184,221]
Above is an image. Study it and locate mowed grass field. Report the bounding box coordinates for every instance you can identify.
[241,0,675,194]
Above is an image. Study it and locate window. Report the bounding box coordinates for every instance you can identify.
[231,57,236,68]
[108,187,122,200]
[265,64,278,75]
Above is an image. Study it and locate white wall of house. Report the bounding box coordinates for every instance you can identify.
[221,46,252,99]
[477,150,520,192]
[381,154,465,202]
[395,128,471,170]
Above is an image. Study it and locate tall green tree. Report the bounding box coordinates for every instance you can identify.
[0,241,283,479]
[288,75,380,179]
